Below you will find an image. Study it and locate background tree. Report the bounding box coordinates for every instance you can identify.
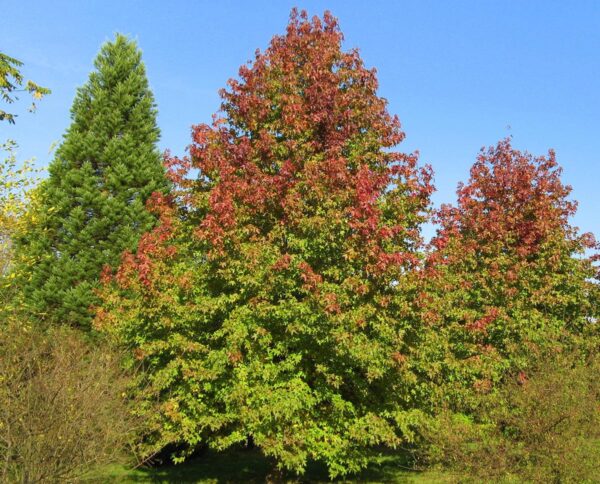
[15,34,169,328]
[97,10,433,477]
[0,51,48,308]
[0,141,40,317]
[419,138,599,411]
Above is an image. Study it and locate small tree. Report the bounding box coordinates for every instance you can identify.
[16,34,169,328]
[1,51,48,309]
[0,141,40,318]
[97,10,433,477]
[0,141,35,273]
[420,138,599,410]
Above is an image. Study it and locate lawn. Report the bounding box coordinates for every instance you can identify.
[87,449,454,483]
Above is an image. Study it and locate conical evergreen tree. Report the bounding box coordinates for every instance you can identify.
[16,34,169,328]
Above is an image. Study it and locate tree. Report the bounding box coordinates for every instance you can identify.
[97,10,433,477]
[0,141,37,275]
[0,52,50,123]
[0,141,39,316]
[0,51,48,307]
[419,138,599,410]
[15,34,169,328]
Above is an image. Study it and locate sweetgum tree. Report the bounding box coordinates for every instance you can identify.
[16,34,168,328]
[97,10,433,477]
[419,138,599,410]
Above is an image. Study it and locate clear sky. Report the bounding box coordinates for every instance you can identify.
[2,0,599,240]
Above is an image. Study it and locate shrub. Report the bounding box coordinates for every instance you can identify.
[0,320,139,482]
[423,350,600,482]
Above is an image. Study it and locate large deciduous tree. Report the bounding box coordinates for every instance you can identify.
[419,138,599,410]
[16,34,169,328]
[97,10,433,477]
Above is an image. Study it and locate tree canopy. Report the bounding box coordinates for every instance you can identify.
[97,10,434,476]
[16,34,169,328]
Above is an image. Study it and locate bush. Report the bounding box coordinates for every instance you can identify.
[423,351,600,482]
[0,321,139,482]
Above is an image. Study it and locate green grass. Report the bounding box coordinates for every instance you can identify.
[86,449,454,483]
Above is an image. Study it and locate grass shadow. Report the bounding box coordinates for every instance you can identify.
[97,447,451,483]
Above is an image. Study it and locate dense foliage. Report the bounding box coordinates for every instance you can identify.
[97,10,434,477]
[423,351,600,482]
[15,34,169,328]
[418,139,599,411]
[3,9,599,482]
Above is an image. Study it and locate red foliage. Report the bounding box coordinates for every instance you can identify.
[432,138,580,261]
[422,137,598,398]
[160,9,433,282]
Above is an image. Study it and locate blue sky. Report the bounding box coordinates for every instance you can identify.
[2,0,599,240]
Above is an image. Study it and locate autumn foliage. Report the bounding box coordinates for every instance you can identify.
[97,10,434,476]
[419,139,599,410]
[90,10,600,478]
[0,7,593,481]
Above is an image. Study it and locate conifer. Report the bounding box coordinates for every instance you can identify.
[17,34,168,328]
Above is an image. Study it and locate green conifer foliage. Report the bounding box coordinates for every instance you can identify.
[16,34,168,328]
